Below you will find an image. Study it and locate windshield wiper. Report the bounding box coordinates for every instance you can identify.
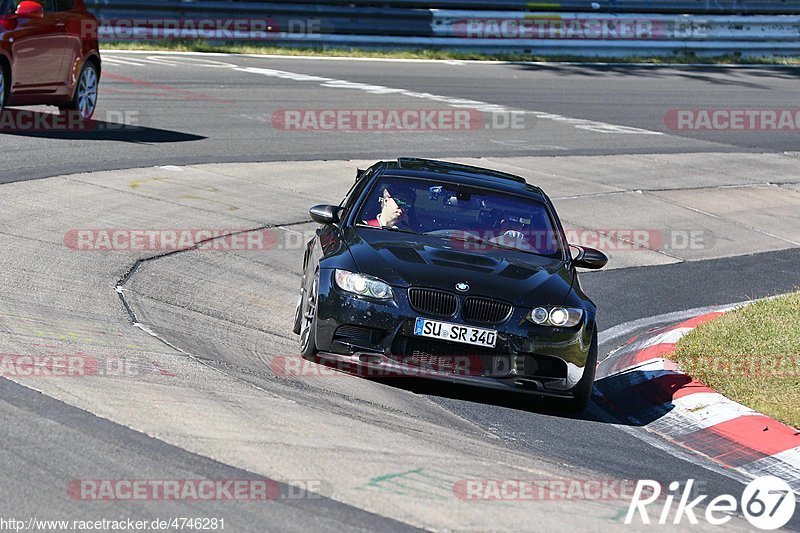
[356,224,419,235]
[384,227,418,235]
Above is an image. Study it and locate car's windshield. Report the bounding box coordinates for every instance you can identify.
[356,176,564,258]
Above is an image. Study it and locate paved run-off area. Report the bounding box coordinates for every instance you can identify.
[1,152,800,530]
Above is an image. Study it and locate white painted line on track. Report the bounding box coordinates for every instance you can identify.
[102,57,149,66]
[488,141,568,150]
[666,392,759,431]
[144,56,241,68]
[638,327,694,348]
[653,193,800,247]
[103,55,240,68]
[599,301,746,348]
[233,66,663,135]
[744,446,800,475]
[616,358,677,376]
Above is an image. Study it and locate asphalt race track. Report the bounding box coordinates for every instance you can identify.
[0,52,799,531]
[2,52,800,182]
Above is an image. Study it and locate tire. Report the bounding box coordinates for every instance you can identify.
[0,64,7,114]
[292,273,306,335]
[60,60,99,120]
[566,328,598,413]
[299,271,319,359]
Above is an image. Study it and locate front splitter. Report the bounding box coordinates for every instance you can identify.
[315,351,577,399]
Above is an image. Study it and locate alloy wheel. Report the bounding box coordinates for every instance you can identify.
[299,274,318,353]
[77,64,98,120]
[0,67,5,111]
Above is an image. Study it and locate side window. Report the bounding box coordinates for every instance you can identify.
[54,0,72,11]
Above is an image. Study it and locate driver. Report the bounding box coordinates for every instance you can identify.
[363,185,416,229]
[498,215,529,240]
[487,215,535,250]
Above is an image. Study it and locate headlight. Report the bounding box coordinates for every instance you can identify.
[528,307,583,327]
[335,270,394,300]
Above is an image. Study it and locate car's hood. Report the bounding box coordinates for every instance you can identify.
[345,227,573,307]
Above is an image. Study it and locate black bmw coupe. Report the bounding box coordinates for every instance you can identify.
[293,158,608,410]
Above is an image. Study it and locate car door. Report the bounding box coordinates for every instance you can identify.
[54,0,79,90]
[10,0,67,91]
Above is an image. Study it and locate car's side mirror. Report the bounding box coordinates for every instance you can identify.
[309,204,343,225]
[16,1,44,19]
[355,168,366,182]
[570,245,608,270]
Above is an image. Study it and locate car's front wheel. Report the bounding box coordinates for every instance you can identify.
[299,271,319,358]
[292,274,306,335]
[61,61,99,120]
[567,328,598,413]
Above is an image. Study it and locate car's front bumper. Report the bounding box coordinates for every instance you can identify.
[315,269,595,395]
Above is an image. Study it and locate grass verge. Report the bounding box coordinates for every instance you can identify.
[101,41,800,65]
[674,291,800,428]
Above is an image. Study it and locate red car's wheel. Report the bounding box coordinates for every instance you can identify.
[0,65,6,113]
[61,61,99,120]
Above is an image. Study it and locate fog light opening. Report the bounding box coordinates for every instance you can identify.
[514,378,542,391]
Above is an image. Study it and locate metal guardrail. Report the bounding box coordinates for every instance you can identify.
[88,0,800,56]
[87,0,800,15]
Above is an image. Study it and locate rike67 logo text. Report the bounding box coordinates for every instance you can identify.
[626,476,795,530]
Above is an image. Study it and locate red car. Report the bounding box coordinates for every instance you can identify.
[0,0,100,118]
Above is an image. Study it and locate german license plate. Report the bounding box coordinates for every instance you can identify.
[413,317,497,348]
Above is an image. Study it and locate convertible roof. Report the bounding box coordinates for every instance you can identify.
[377,158,546,199]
